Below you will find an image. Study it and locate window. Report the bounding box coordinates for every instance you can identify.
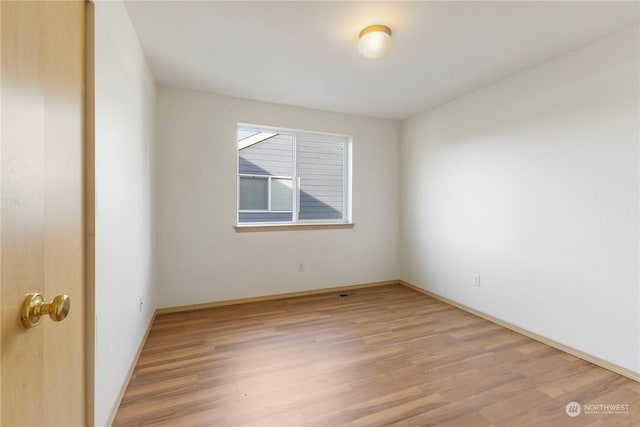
[238,176,293,211]
[237,124,351,225]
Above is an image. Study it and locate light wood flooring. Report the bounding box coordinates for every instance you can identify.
[113,284,639,426]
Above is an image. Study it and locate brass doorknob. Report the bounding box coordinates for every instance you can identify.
[21,293,70,329]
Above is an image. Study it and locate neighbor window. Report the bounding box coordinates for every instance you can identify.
[237,124,351,224]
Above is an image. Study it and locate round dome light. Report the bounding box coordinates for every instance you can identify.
[357,25,392,59]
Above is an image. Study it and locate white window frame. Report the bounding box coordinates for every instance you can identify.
[237,123,352,226]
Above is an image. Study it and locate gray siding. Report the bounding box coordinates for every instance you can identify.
[239,212,292,223]
[298,138,343,220]
[239,134,293,176]
[238,133,294,223]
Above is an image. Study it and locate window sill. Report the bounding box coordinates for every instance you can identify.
[234,223,355,232]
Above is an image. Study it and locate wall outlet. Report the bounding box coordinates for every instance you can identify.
[139,297,144,312]
[297,263,304,272]
[473,275,481,287]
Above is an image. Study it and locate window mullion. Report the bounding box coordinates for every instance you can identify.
[342,142,347,220]
[267,176,272,212]
[293,134,299,223]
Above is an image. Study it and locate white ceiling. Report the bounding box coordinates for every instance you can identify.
[124,1,639,121]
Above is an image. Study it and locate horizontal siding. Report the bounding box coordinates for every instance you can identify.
[298,138,344,220]
[239,134,293,176]
[239,212,292,223]
[298,210,342,220]
[299,200,343,207]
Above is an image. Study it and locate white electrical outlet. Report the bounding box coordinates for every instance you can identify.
[139,297,144,312]
[473,275,481,287]
[297,263,304,272]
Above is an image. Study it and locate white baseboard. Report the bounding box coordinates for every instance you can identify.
[156,280,398,314]
[106,311,157,427]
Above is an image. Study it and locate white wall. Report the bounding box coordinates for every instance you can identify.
[401,26,639,374]
[156,88,400,308]
[94,1,157,426]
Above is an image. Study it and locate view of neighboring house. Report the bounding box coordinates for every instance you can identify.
[238,127,346,223]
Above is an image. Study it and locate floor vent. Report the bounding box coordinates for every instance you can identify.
[339,293,358,297]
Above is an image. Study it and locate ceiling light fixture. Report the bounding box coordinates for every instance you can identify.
[357,24,392,59]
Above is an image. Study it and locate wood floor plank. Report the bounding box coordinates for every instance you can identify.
[112,284,639,426]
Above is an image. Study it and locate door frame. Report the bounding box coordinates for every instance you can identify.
[85,1,96,426]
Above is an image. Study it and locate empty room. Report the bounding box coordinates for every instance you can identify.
[1,1,638,426]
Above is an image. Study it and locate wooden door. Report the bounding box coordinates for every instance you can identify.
[0,1,86,426]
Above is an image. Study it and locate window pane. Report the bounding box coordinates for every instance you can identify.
[271,178,293,211]
[239,176,268,210]
[237,125,349,225]
[298,138,344,220]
